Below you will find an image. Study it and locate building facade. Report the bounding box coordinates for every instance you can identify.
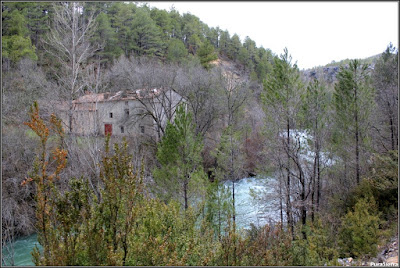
[58,88,183,139]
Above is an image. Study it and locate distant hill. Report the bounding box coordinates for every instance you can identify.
[324,54,380,67]
[302,54,380,83]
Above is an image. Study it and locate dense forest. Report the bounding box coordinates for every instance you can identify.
[2,2,398,266]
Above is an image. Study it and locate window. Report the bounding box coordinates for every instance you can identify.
[109,112,113,118]
[124,109,129,117]
[140,126,145,134]
[120,126,124,134]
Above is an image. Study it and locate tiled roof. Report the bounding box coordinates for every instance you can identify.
[73,89,162,104]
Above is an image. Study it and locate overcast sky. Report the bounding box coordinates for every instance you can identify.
[146,1,398,69]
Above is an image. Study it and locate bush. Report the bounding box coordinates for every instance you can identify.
[345,151,398,221]
[292,218,339,266]
[338,196,381,258]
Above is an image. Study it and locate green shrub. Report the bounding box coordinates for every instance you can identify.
[291,218,339,266]
[338,196,381,258]
[345,151,398,221]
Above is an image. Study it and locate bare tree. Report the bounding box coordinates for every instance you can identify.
[214,70,248,226]
[174,65,224,138]
[42,2,100,132]
[108,56,184,141]
[2,204,16,266]
[372,44,398,152]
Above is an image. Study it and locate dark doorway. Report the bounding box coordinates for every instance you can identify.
[105,124,112,136]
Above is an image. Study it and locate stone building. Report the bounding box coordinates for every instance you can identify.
[58,88,183,139]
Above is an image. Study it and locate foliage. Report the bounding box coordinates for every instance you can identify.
[92,12,122,65]
[345,151,398,221]
[130,8,165,57]
[22,102,67,265]
[1,1,277,75]
[3,2,399,266]
[23,103,224,265]
[203,179,233,240]
[127,200,220,266]
[333,59,375,184]
[198,39,218,70]
[338,196,381,258]
[291,218,339,266]
[166,39,188,63]
[153,104,207,210]
[2,9,37,64]
[238,223,293,266]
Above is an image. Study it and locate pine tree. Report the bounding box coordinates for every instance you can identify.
[92,12,122,66]
[334,59,375,185]
[2,9,38,67]
[166,39,188,63]
[108,2,135,57]
[198,39,218,70]
[153,104,207,210]
[262,48,304,238]
[130,8,165,57]
[301,78,329,220]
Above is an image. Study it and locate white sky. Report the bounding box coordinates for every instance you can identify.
[145,1,398,69]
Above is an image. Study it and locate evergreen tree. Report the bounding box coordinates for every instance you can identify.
[153,104,207,210]
[262,48,304,238]
[198,39,218,70]
[24,2,52,48]
[334,59,375,185]
[2,9,37,66]
[92,12,122,65]
[150,7,172,41]
[130,8,165,57]
[219,30,231,56]
[301,78,330,220]
[108,2,135,57]
[168,8,183,40]
[227,34,241,60]
[166,38,188,63]
[187,34,202,55]
[182,13,203,47]
[338,197,380,258]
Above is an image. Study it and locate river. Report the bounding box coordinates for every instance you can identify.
[2,234,41,266]
[2,177,278,266]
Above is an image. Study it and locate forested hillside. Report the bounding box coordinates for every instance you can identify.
[2,2,398,266]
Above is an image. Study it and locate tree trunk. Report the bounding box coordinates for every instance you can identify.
[279,175,283,230]
[184,180,188,210]
[390,114,395,151]
[300,172,306,239]
[232,179,235,225]
[316,145,321,212]
[286,118,293,239]
[355,111,360,184]
[311,153,316,223]
[68,98,73,133]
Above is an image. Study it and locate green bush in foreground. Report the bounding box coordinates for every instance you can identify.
[339,196,381,258]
